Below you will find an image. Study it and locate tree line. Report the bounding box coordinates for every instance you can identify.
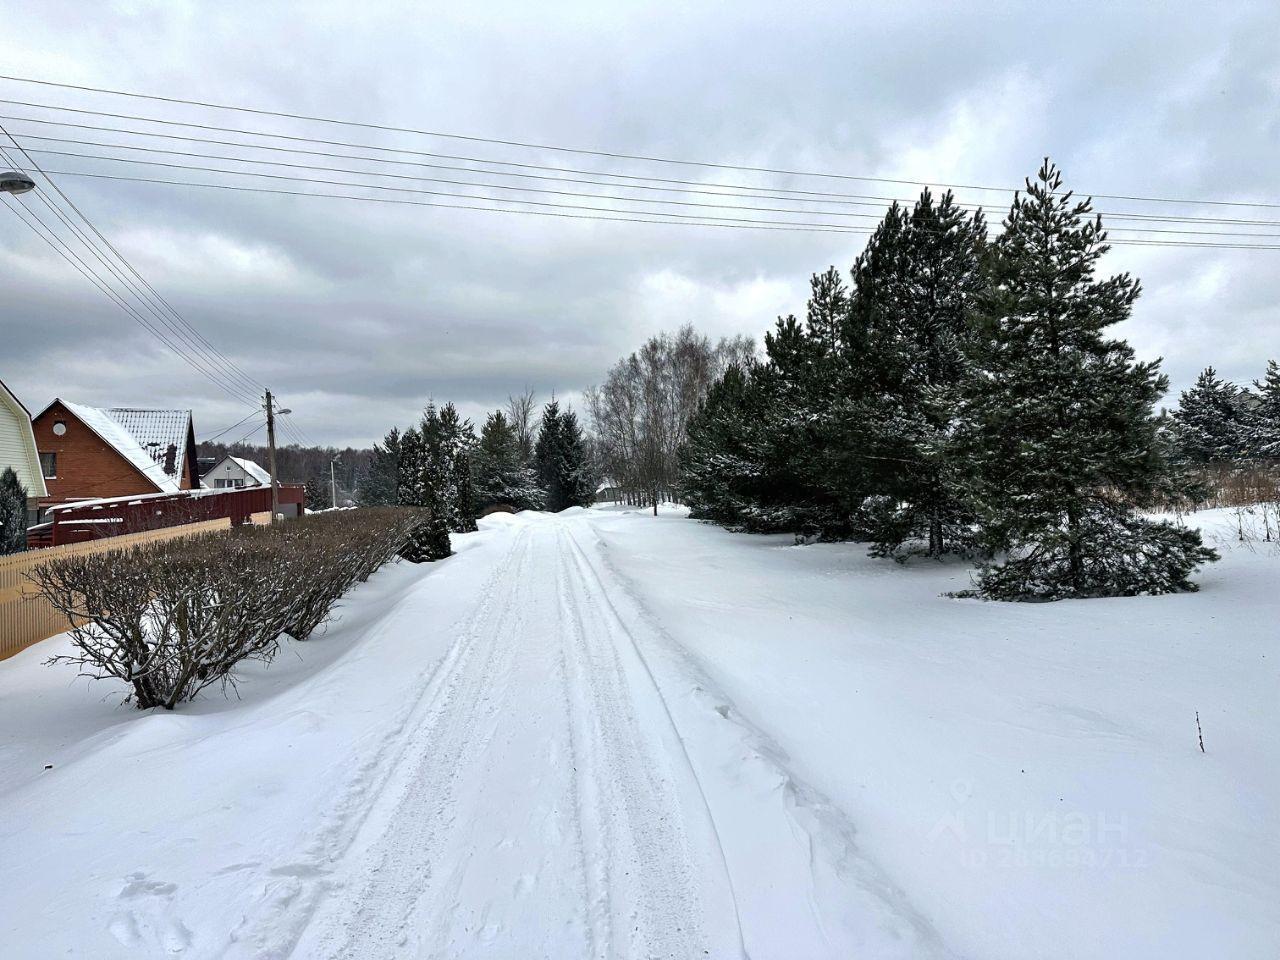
[358,393,598,559]
[1168,361,1280,465]
[675,159,1225,601]
[195,440,371,509]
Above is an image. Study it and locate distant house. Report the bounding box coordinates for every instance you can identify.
[203,455,271,489]
[31,400,199,511]
[594,477,623,503]
[0,379,48,523]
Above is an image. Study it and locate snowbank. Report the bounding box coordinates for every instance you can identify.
[0,529,502,958]
[587,506,1279,959]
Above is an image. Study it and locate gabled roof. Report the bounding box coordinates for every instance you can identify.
[230,456,272,485]
[44,400,192,493]
[206,454,271,486]
[0,378,47,498]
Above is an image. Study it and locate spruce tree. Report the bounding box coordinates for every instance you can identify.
[536,400,595,511]
[432,402,478,532]
[1247,359,1280,458]
[1171,366,1248,463]
[304,474,330,510]
[960,159,1216,599]
[360,428,401,506]
[474,410,545,510]
[0,467,28,555]
[397,421,452,562]
[396,426,425,506]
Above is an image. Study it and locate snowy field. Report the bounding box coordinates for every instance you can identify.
[0,506,1275,959]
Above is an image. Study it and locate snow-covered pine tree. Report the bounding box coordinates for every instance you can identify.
[1170,366,1248,463]
[0,467,27,555]
[418,449,454,559]
[420,403,462,531]
[960,159,1216,600]
[397,418,452,562]
[846,189,987,559]
[474,410,545,510]
[360,427,401,506]
[559,407,596,508]
[1247,359,1280,459]
[396,426,425,507]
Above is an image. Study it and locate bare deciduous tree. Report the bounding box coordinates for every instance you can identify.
[506,388,539,465]
[588,324,754,514]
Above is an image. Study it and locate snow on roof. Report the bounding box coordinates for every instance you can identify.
[58,401,190,493]
[229,456,272,485]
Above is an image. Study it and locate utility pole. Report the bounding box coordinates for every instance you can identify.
[264,389,281,521]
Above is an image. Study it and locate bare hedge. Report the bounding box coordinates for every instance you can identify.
[28,507,429,710]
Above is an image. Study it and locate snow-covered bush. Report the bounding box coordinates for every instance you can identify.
[966,507,1219,601]
[29,507,426,708]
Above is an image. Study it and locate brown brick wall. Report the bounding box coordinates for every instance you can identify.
[33,401,162,506]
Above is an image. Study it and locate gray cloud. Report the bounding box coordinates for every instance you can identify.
[1,0,1277,446]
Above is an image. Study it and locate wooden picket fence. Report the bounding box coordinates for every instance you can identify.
[0,518,231,662]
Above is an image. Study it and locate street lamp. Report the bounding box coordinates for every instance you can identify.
[0,171,36,195]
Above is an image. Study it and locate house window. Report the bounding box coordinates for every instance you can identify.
[39,452,56,479]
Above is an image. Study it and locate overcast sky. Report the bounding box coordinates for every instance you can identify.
[2,1,1277,448]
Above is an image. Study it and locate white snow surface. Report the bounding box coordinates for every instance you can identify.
[0,507,1275,959]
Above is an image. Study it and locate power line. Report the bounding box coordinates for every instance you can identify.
[2,74,1277,211]
[0,138,264,404]
[6,100,1279,229]
[200,409,260,442]
[30,168,879,235]
[18,143,1280,240]
[5,148,990,231]
[1,192,261,406]
[30,166,1280,250]
[223,419,266,448]
[0,126,263,398]
[0,154,257,408]
[278,413,316,447]
[0,156,262,407]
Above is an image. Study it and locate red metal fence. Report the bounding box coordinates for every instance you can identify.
[27,485,306,548]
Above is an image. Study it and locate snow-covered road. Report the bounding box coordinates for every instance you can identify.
[2,506,1276,959]
[290,520,746,958]
[285,515,940,959]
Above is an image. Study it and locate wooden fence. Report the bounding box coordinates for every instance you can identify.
[0,518,231,662]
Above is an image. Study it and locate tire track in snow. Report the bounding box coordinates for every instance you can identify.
[292,526,544,959]
[573,517,959,959]
[235,526,538,959]
[555,524,747,959]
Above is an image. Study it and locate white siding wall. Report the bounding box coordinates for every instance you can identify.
[205,457,261,489]
[0,396,45,499]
